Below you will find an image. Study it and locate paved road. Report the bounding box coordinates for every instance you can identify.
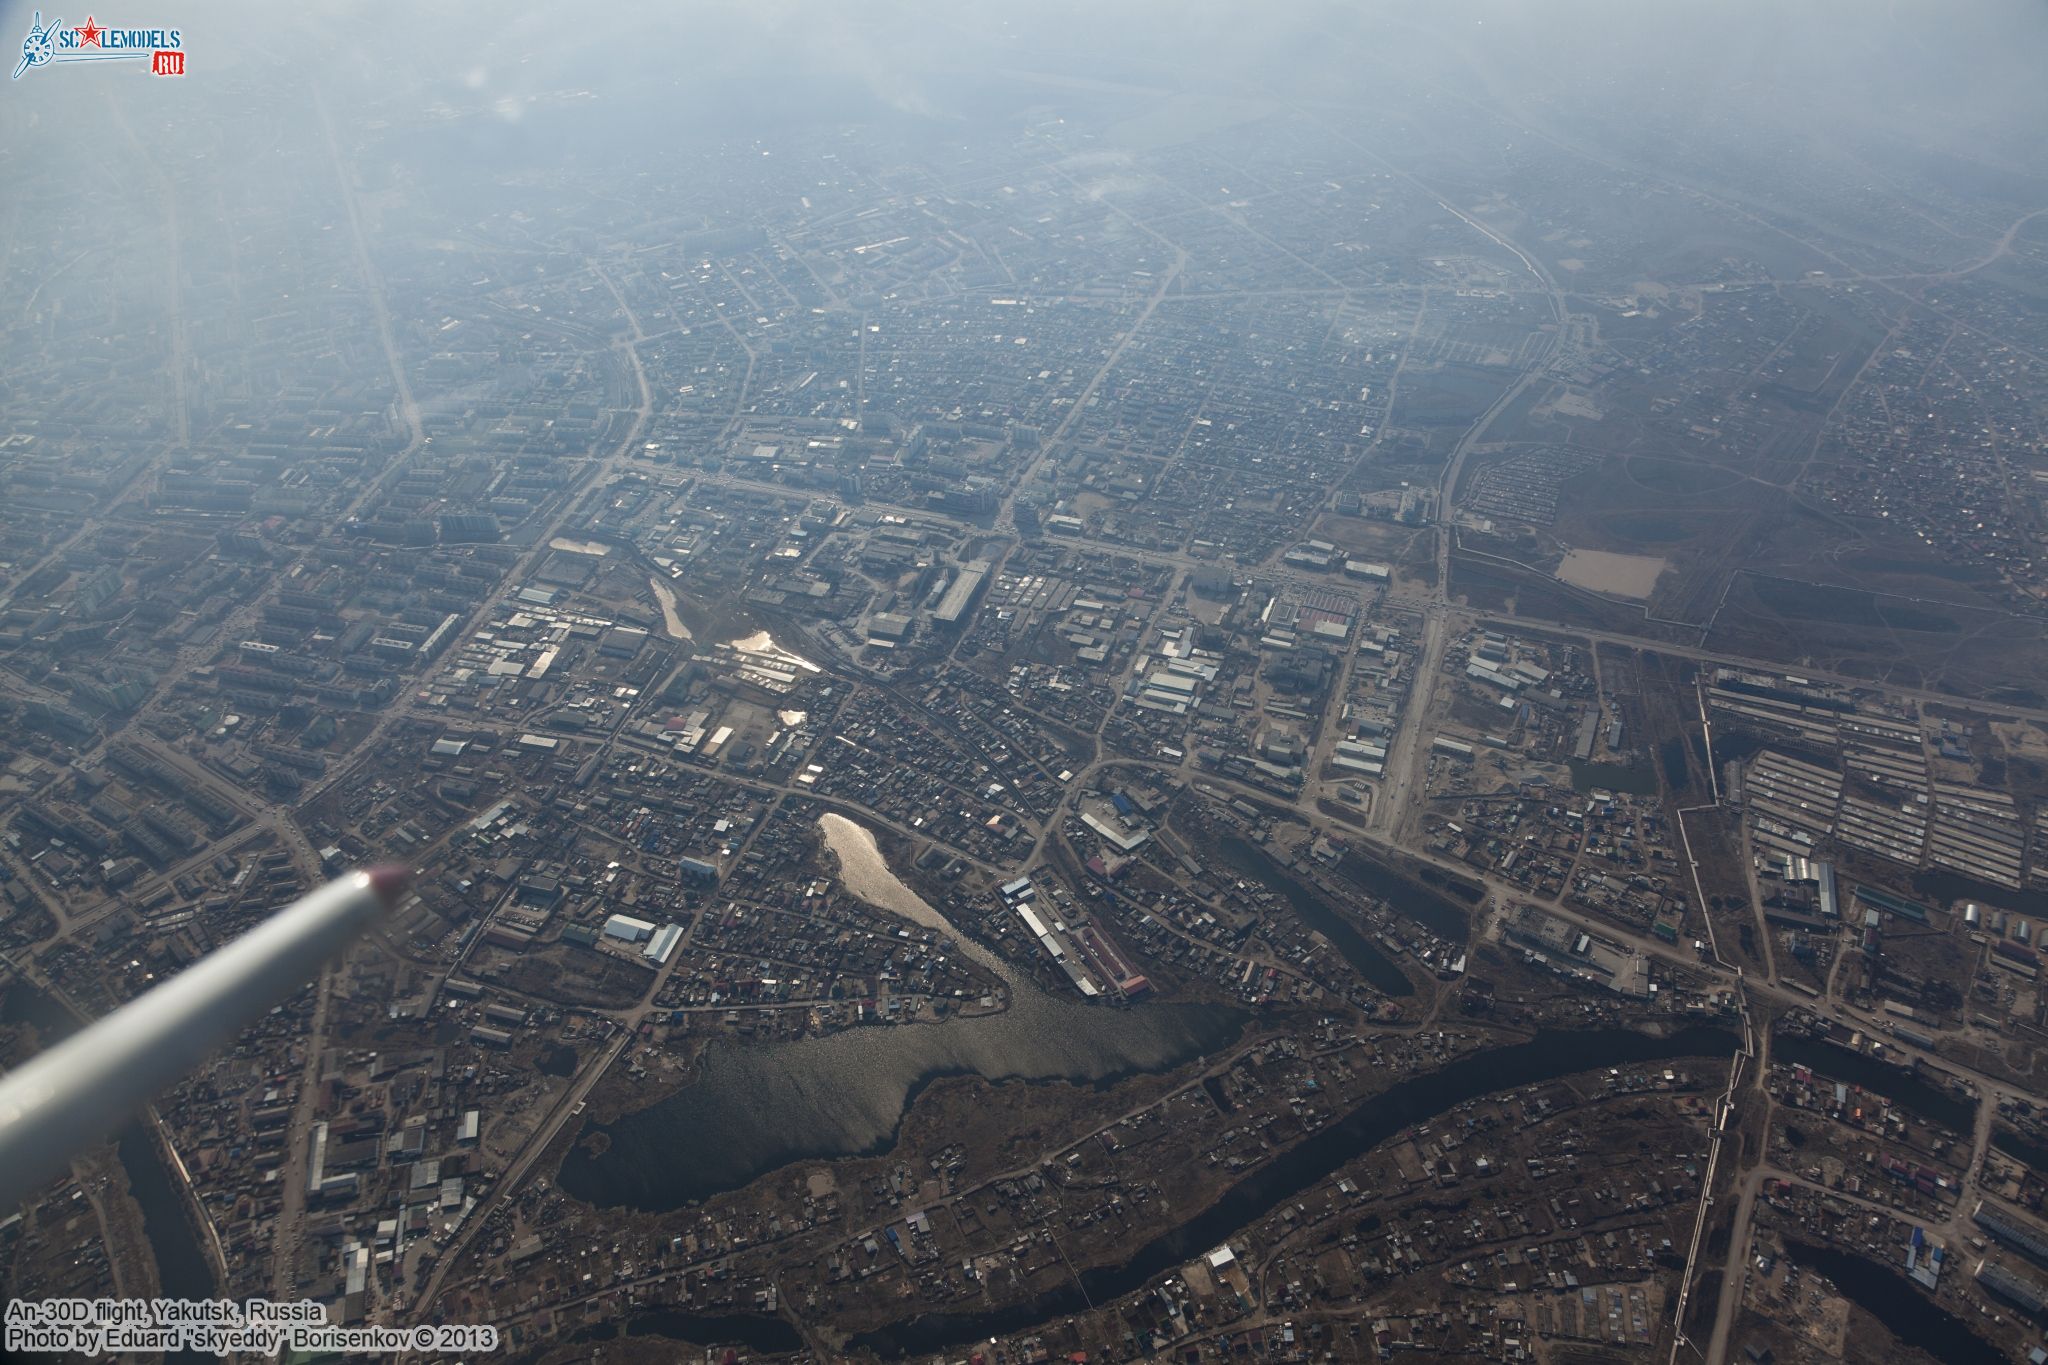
[404,1025,631,1321]
[1702,1026,1771,1365]
[1371,603,1446,841]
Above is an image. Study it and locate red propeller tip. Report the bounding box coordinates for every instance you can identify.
[365,865,414,908]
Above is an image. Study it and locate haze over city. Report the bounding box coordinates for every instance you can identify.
[5,2,2048,1363]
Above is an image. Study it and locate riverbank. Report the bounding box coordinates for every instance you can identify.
[1,978,219,1358]
[852,1022,1739,1357]
[555,817,1246,1209]
[1210,835,1414,997]
[1783,1238,2003,1365]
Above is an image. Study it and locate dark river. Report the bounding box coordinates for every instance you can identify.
[115,1121,219,1365]
[2,978,218,1362]
[1773,1032,1978,1133]
[1210,836,1414,996]
[1340,851,1476,941]
[557,817,1248,1208]
[1783,1239,2005,1365]
[564,1307,804,1355]
[849,1022,1739,1357]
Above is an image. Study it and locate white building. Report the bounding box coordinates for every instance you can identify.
[602,913,655,943]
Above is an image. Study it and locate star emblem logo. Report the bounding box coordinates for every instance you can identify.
[75,16,100,46]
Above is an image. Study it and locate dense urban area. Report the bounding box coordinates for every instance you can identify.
[6,5,2048,1364]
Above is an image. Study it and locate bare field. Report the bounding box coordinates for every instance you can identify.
[1704,572,2048,705]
